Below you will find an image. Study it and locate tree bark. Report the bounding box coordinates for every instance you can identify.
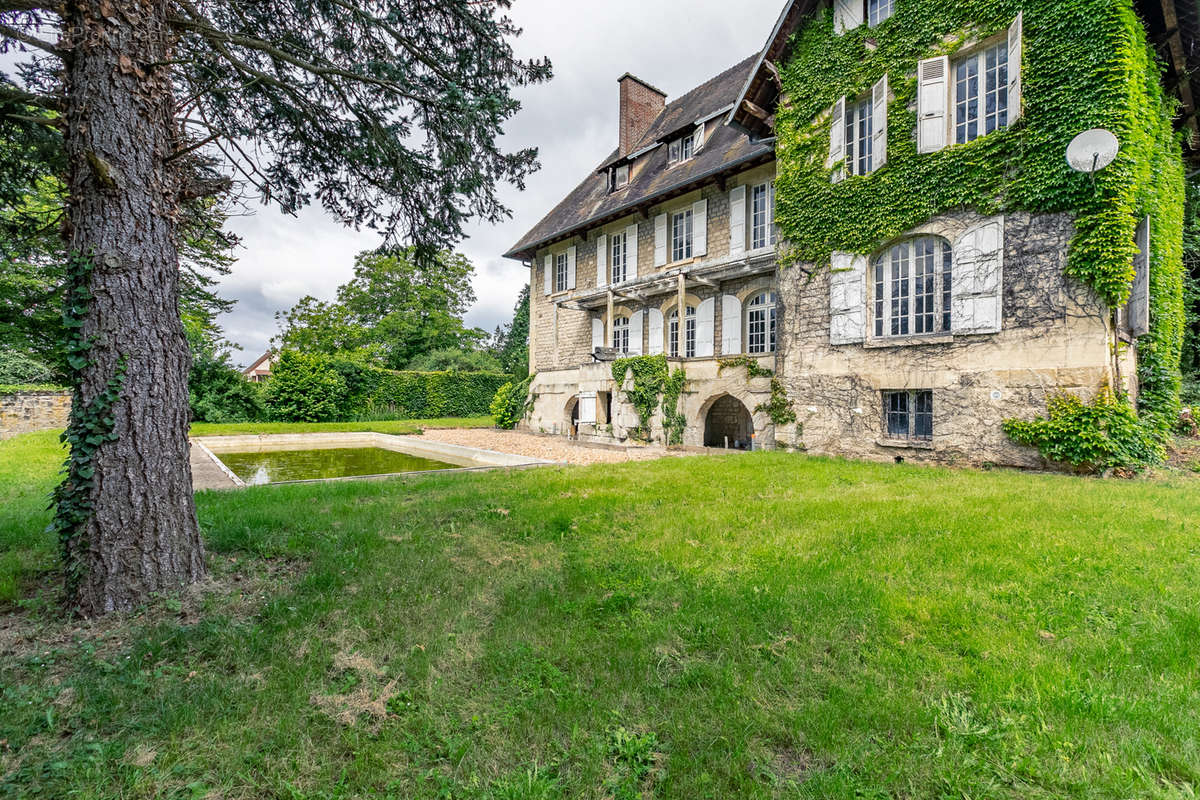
[61,0,206,615]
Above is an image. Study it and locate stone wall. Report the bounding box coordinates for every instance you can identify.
[0,391,71,440]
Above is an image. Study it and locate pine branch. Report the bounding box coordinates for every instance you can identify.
[0,21,62,56]
[0,84,59,110]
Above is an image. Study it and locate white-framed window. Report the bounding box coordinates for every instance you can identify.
[751,183,777,250]
[555,252,569,293]
[671,209,694,262]
[873,236,952,337]
[746,291,777,354]
[668,134,695,165]
[668,305,696,358]
[868,0,893,26]
[612,315,630,353]
[884,390,933,441]
[845,97,873,176]
[954,41,1008,145]
[616,163,629,188]
[611,230,628,284]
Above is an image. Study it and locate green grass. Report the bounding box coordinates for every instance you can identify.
[1,432,1199,798]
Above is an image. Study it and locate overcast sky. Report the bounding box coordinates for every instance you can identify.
[216,0,789,363]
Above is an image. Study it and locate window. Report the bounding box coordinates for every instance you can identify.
[668,305,696,358]
[845,97,873,176]
[954,42,1008,145]
[867,0,893,26]
[668,134,695,165]
[751,183,777,250]
[747,292,777,354]
[884,390,933,441]
[555,252,569,293]
[616,164,629,188]
[612,315,630,354]
[873,236,952,337]
[671,209,694,262]
[611,231,628,284]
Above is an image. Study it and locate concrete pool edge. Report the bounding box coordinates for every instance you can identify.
[190,432,555,488]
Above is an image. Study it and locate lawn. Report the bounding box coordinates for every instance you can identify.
[1,431,1199,799]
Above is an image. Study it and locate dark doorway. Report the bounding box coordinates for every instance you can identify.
[704,395,754,449]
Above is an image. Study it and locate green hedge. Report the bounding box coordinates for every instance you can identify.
[264,351,509,422]
[0,384,68,396]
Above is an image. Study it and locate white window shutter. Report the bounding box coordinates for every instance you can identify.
[872,74,889,168]
[626,223,639,279]
[917,56,949,153]
[951,217,1004,334]
[693,198,708,256]
[829,251,867,345]
[833,0,863,34]
[647,308,664,354]
[695,297,715,357]
[579,393,596,424]
[591,317,604,351]
[721,294,743,354]
[543,254,552,295]
[654,213,668,266]
[1129,215,1151,337]
[596,233,608,287]
[729,186,747,257]
[628,309,644,355]
[1008,11,1023,124]
[828,96,846,180]
[567,245,577,290]
[693,123,705,154]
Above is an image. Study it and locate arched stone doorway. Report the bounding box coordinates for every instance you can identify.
[704,394,754,449]
[564,397,579,435]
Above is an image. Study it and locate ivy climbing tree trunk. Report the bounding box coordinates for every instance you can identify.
[59,0,206,615]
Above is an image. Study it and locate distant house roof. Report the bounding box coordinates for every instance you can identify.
[242,351,273,375]
[504,54,774,261]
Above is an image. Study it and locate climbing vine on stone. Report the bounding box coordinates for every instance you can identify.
[49,252,127,602]
[612,354,687,444]
[774,0,1186,451]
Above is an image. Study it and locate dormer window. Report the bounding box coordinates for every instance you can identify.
[608,163,630,193]
[668,125,705,166]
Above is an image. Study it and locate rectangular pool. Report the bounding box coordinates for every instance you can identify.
[217,447,456,485]
[192,432,552,488]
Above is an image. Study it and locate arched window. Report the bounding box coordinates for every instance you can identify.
[746,292,777,354]
[668,306,696,358]
[873,236,952,337]
[611,315,630,353]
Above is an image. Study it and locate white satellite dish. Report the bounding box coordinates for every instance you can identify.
[1066,128,1119,173]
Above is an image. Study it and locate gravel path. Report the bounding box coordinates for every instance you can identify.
[417,427,683,466]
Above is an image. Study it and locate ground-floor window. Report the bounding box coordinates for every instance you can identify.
[668,306,696,358]
[746,291,777,354]
[884,390,933,441]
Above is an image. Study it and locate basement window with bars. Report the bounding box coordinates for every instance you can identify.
[884,390,933,441]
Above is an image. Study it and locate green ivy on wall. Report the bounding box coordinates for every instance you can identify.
[612,354,687,444]
[774,0,1186,440]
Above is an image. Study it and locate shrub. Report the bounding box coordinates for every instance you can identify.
[490,374,534,430]
[406,347,503,373]
[0,352,56,384]
[189,354,265,423]
[1003,389,1165,473]
[264,351,347,422]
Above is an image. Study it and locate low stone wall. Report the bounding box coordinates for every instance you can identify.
[0,390,71,440]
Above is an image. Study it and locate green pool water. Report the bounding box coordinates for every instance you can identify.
[217,447,457,485]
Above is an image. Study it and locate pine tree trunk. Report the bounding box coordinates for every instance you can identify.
[60,0,206,616]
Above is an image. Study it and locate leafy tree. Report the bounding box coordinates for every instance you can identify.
[0,0,550,615]
[491,284,529,376]
[276,248,490,369]
[407,347,503,373]
[0,350,55,384]
[185,317,264,423]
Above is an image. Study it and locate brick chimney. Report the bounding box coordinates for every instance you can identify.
[618,73,666,157]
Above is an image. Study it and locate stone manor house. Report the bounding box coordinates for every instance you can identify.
[504,0,1199,466]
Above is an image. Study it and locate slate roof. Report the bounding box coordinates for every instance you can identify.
[504,54,774,260]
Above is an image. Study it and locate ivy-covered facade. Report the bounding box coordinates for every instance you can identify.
[506,0,1192,467]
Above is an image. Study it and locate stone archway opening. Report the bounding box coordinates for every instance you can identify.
[564,397,579,435]
[704,394,754,450]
